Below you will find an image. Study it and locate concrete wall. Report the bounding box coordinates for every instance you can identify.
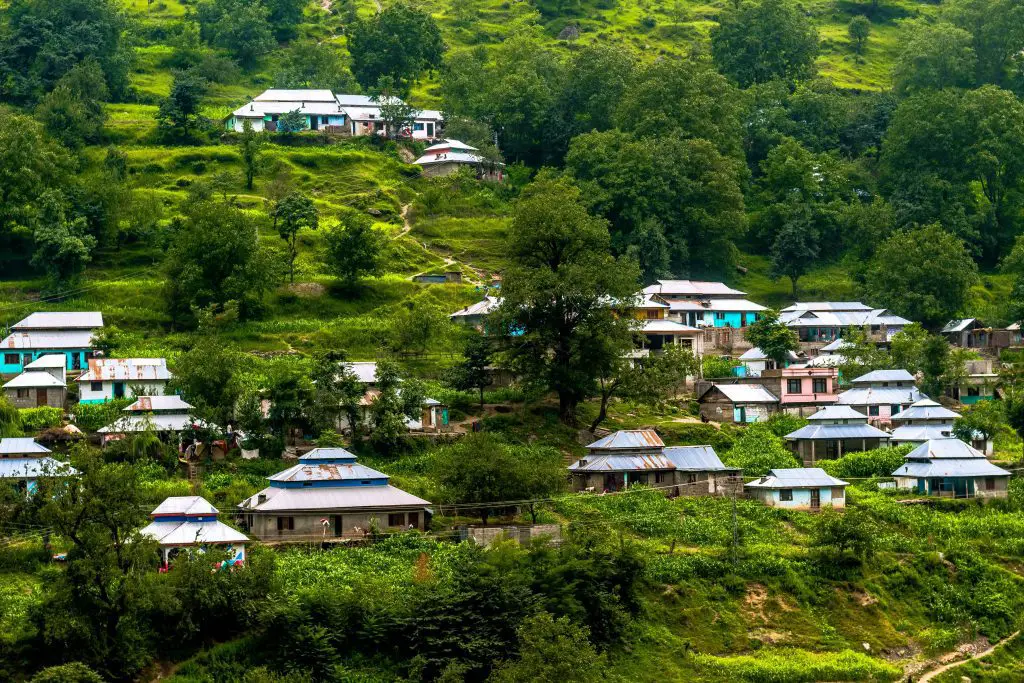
[749,486,846,510]
[79,380,168,404]
[1,349,90,375]
[247,508,426,541]
[571,470,742,497]
[4,386,65,409]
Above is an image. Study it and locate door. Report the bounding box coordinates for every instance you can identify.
[333,515,342,537]
[36,389,47,407]
[734,406,746,423]
[310,116,318,130]
[427,122,434,137]
[113,382,125,399]
[810,489,820,511]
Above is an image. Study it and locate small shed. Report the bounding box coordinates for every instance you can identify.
[698,383,779,423]
[140,496,249,569]
[745,468,849,511]
[3,364,66,409]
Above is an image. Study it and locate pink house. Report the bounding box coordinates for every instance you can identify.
[778,367,839,417]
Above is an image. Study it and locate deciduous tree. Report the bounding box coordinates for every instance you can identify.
[445,334,494,410]
[323,211,387,288]
[272,192,318,283]
[238,119,265,190]
[744,309,799,366]
[347,4,445,91]
[710,0,819,87]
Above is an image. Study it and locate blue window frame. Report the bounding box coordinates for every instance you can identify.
[414,122,425,131]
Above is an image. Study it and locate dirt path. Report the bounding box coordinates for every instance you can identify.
[918,630,1020,682]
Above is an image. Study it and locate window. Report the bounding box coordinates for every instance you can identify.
[687,473,698,484]
[276,516,294,531]
[3,353,18,366]
[388,513,405,527]
[654,471,667,484]
[986,477,996,491]
[779,489,793,501]
[16,389,29,399]
[831,486,845,500]
[414,122,425,131]
[646,309,661,319]
[868,406,879,416]
[968,386,981,397]
[812,378,827,394]
[890,404,901,415]
[715,312,726,320]
[302,481,312,487]
[787,379,803,394]
[321,116,329,124]
[90,381,102,392]
[361,480,371,485]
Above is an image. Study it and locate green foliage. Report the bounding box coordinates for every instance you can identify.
[0,396,24,437]
[157,70,209,141]
[710,0,819,87]
[702,355,739,379]
[812,507,876,560]
[954,399,1005,443]
[489,612,605,683]
[35,61,109,150]
[744,309,799,364]
[72,398,132,433]
[892,21,976,94]
[693,649,900,682]
[323,211,388,289]
[274,41,355,92]
[444,333,493,409]
[272,191,318,283]
[196,0,276,69]
[31,191,97,291]
[19,406,63,432]
[819,445,911,479]
[238,119,266,191]
[347,3,445,91]
[848,16,871,55]
[30,662,104,683]
[722,422,801,476]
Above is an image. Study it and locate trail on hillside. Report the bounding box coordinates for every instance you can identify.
[396,203,486,286]
[917,630,1020,682]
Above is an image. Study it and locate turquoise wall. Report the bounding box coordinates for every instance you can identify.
[0,349,88,375]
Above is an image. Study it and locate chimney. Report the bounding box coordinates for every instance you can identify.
[257,493,267,505]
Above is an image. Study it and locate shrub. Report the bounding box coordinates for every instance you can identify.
[72,398,133,433]
[19,407,63,432]
[722,423,801,476]
[819,445,912,479]
[693,649,901,682]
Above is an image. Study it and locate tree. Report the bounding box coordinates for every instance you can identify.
[812,507,876,560]
[168,320,246,427]
[262,0,307,41]
[489,612,605,683]
[35,61,109,150]
[848,15,871,55]
[919,334,950,398]
[892,22,977,93]
[495,175,640,424]
[323,211,387,288]
[368,358,425,450]
[430,433,564,524]
[445,334,494,410]
[266,363,314,443]
[372,76,418,139]
[710,0,819,88]
[30,662,104,683]
[156,70,209,141]
[308,351,364,436]
[744,309,799,366]
[722,422,801,476]
[391,303,452,357]
[0,395,23,437]
[863,224,978,330]
[889,323,930,374]
[953,400,1005,445]
[275,41,356,92]
[1002,372,1024,459]
[197,0,276,69]
[238,119,265,190]
[31,191,97,291]
[944,0,1024,86]
[348,4,445,91]
[769,208,819,297]
[272,192,318,283]
[277,108,307,133]
[164,201,283,323]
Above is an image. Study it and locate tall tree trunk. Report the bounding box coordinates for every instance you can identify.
[479,386,485,411]
[559,392,577,426]
[790,275,799,299]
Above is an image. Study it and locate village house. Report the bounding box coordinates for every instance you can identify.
[698,383,779,423]
[745,468,849,511]
[779,302,910,345]
[225,89,346,132]
[0,311,103,375]
[449,296,502,329]
[777,366,840,416]
[889,398,992,455]
[892,438,1009,498]
[2,354,67,408]
[567,430,741,496]
[642,280,765,329]
[414,139,505,180]
[835,369,923,426]
[0,438,76,493]
[784,405,891,465]
[941,319,993,349]
[76,358,172,403]
[338,93,443,139]
[735,347,802,377]
[97,395,208,445]
[336,362,448,433]
[803,338,852,368]
[140,496,249,570]
[947,359,997,405]
[635,319,706,358]
[238,447,432,540]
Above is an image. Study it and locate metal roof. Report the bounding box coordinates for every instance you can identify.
[709,384,779,403]
[890,398,959,423]
[904,438,986,460]
[254,89,337,103]
[450,296,502,318]
[299,447,358,463]
[239,485,431,512]
[24,354,68,369]
[780,308,910,328]
[642,319,701,334]
[232,101,344,117]
[140,519,248,546]
[151,496,219,517]
[77,358,171,382]
[941,319,977,333]
[781,302,872,312]
[819,338,854,352]
[587,430,665,450]
[334,93,377,106]
[268,462,388,483]
[342,361,378,384]
[785,423,890,441]
[1,330,95,350]
[893,458,1009,478]
[568,453,676,472]
[806,405,868,422]
[890,425,955,443]
[739,347,801,362]
[642,280,746,297]
[0,438,50,456]
[13,312,103,330]
[851,369,916,384]
[125,395,192,413]
[745,467,848,489]
[668,298,767,312]
[0,456,75,479]
[836,386,923,407]
[98,414,210,433]
[3,371,65,388]
[415,151,487,166]
[663,445,734,471]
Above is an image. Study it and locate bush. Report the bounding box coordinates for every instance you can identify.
[693,649,901,682]
[819,445,912,479]
[722,423,801,476]
[30,662,104,683]
[19,407,63,432]
[72,398,133,433]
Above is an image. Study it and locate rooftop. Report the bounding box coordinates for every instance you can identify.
[904,438,987,460]
[739,347,801,362]
[151,496,219,517]
[450,296,502,318]
[298,447,359,463]
[140,519,248,546]
[0,438,51,456]
[806,405,870,422]
[342,361,379,384]
[587,430,665,451]
[641,280,747,297]
[0,456,76,479]
[3,371,65,389]
[1,330,96,350]
[667,298,767,312]
[24,354,68,369]
[77,358,171,382]
[124,395,192,413]
[890,398,959,423]
[706,384,779,404]
[13,311,103,330]
[642,319,701,334]
[850,369,916,384]
[239,484,431,513]
[836,385,923,407]
[745,467,848,489]
[253,88,337,103]
[785,422,890,441]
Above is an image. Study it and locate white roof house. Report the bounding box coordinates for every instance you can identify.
[254,89,337,103]
[890,398,959,423]
[12,312,103,330]
[746,467,848,489]
[1,330,95,351]
[850,369,916,385]
[642,280,747,298]
[0,438,51,456]
[77,358,172,383]
[450,296,502,323]
[712,384,779,404]
[97,396,210,435]
[140,495,248,567]
[0,438,76,491]
[3,372,65,389]
[892,438,1010,497]
[25,354,69,369]
[745,468,849,510]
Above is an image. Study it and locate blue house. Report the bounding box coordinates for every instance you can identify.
[141,496,248,570]
[226,89,347,132]
[1,312,103,375]
[642,280,766,328]
[745,468,848,511]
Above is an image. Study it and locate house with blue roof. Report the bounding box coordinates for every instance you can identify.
[784,406,891,465]
[1,312,102,375]
[892,438,1009,499]
[745,468,849,511]
[238,447,432,540]
[835,369,923,425]
[140,496,249,570]
[568,430,741,496]
[0,438,77,494]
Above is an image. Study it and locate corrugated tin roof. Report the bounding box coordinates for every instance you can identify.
[745,467,848,489]
[77,358,171,382]
[781,302,872,312]
[1,330,95,350]
[819,338,854,352]
[893,459,1010,478]
[0,438,50,455]
[711,384,779,403]
[268,462,388,483]
[125,395,192,413]
[239,485,431,512]
[140,519,248,546]
[232,101,344,117]
[904,438,986,460]
[0,456,75,478]
[98,414,210,433]
[642,319,700,334]
[254,88,337,102]
[587,430,665,450]
[342,361,378,384]
[890,398,959,422]
[739,347,801,361]
[13,312,103,330]
[3,371,65,388]
[450,296,502,318]
[334,93,376,106]
[780,308,911,328]
[890,425,954,442]
[807,405,868,422]
[641,280,746,297]
[851,369,916,384]
[668,298,767,312]
[568,453,676,471]
[785,423,890,441]
[663,445,734,471]
[151,496,219,516]
[836,386,923,406]
[299,447,358,462]
[24,354,68,369]
[942,319,977,333]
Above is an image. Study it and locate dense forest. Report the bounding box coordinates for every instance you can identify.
[4,0,1024,680]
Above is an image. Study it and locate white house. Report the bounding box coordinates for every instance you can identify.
[97,395,208,443]
[414,139,504,179]
[779,302,910,343]
[745,468,848,511]
[1,311,103,374]
[642,280,765,328]
[337,362,448,433]
[338,93,443,139]
[0,438,77,493]
[77,358,172,404]
[225,89,346,132]
[140,496,248,569]
[2,354,67,408]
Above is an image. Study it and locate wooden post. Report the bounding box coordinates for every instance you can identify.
[810,440,816,465]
